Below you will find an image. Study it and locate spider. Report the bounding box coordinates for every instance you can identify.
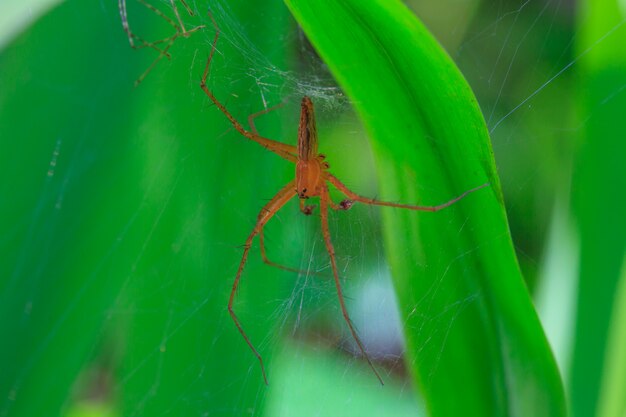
[201,14,489,385]
[118,0,204,86]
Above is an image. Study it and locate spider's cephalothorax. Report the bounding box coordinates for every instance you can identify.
[295,97,329,200]
[200,14,489,386]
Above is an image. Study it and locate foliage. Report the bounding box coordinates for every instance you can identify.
[285,1,565,416]
[1,1,624,417]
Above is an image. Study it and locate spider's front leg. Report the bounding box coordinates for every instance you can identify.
[201,14,298,162]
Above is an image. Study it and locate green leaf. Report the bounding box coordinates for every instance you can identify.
[284,1,566,416]
[570,1,626,416]
[0,1,294,416]
[0,0,62,49]
[595,255,626,417]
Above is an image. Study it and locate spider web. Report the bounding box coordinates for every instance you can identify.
[0,0,616,416]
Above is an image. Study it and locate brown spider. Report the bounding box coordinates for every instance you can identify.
[200,14,488,385]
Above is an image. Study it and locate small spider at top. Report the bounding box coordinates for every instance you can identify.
[118,0,204,86]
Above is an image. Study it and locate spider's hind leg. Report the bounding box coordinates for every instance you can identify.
[259,228,323,278]
[229,181,296,385]
[319,186,385,385]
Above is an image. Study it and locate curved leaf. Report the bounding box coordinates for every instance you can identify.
[284,1,566,416]
[570,1,626,416]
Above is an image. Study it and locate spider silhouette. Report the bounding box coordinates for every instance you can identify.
[201,14,489,385]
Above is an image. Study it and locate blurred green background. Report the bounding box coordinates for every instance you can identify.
[0,0,624,416]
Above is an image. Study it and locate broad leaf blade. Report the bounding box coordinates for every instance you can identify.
[284,1,566,416]
[0,1,293,416]
[570,1,626,416]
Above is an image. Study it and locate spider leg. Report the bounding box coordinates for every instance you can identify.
[299,198,316,215]
[119,0,159,51]
[133,36,177,87]
[248,101,287,135]
[170,0,195,35]
[319,186,385,385]
[133,26,204,88]
[259,228,324,278]
[119,0,137,48]
[324,193,348,211]
[326,173,489,212]
[178,0,194,15]
[138,0,203,39]
[119,0,178,53]
[201,13,297,163]
[118,0,204,86]
[230,180,296,385]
